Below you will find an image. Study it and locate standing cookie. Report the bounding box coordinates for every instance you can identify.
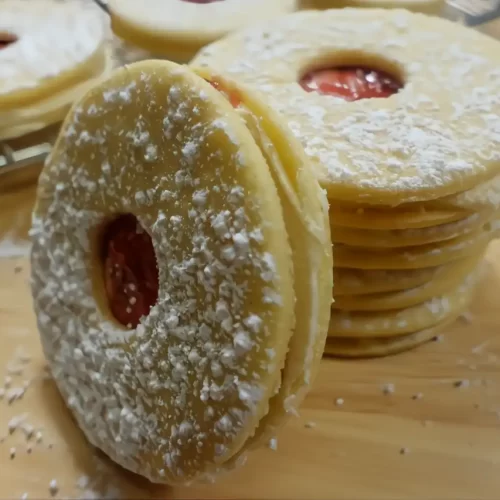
[30,60,332,483]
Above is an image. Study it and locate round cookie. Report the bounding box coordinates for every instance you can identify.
[335,224,497,269]
[330,211,491,248]
[300,0,444,14]
[323,315,458,358]
[192,8,500,205]
[334,259,473,296]
[330,203,469,230]
[426,175,500,212]
[0,0,109,110]
[333,253,480,311]
[31,60,295,484]
[329,270,479,338]
[30,60,332,484]
[108,0,297,62]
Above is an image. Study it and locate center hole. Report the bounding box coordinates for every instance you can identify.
[101,214,159,329]
[0,33,18,50]
[299,65,403,101]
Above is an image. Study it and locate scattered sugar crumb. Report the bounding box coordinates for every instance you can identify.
[8,414,27,434]
[304,421,316,429]
[400,447,410,455]
[382,383,395,395]
[21,424,34,440]
[335,398,344,406]
[433,334,444,343]
[21,493,28,500]
[4,376,12,388]
[412,393,423,400]
[9,447,16,459]
[35,431,43,443]
[268,437,278,451]
[14,266,23,274]
[49,479,59,497]
[454,379,470,389]
[6,387,26,404]
[76,476,90,490]
[26,445,33,454]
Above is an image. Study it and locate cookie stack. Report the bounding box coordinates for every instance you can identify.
[0,0,113,142]
[106,0,298,64]
[191,8,500,357]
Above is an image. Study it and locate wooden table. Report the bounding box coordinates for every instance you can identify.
[1,183,500,500]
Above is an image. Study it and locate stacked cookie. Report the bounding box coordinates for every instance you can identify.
[106,0,298,63]
[30,60,333,484]
[191,8,500,357]
[0,0,113,141]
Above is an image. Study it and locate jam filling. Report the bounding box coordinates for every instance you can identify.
[207,79,242,108]
[102,214,159,328]
[299,66,403,101]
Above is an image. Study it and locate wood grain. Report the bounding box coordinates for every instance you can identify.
[1,184,500,500]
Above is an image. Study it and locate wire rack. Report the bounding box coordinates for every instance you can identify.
[1,0,499,192]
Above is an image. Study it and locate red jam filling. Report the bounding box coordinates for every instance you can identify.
[299,66,402,101]
[101,214,159,328]
[207,79,242,108]
[0,33,17,50]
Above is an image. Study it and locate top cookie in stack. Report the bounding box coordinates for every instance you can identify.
[191,8,500,357]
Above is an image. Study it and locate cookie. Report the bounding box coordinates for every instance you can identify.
[30,60,332,484]
[192,8,500,205]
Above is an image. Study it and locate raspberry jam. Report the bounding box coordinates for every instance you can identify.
[101,214,159,328]
[299,66,402,101]
[207,79,241,108]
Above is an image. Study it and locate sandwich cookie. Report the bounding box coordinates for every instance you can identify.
[334,223,497,270]
[330,211,492,248]
[333,252,481,311]
[0,0,111,139]
[324,316,458,358]
[30,60,332,484]
[329,270,479,338]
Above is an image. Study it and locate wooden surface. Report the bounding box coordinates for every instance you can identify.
[1,183,500,499]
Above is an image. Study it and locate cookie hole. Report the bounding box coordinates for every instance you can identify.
[0,32,17,50]
[299,53,404,101]
[100,214,159,329]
